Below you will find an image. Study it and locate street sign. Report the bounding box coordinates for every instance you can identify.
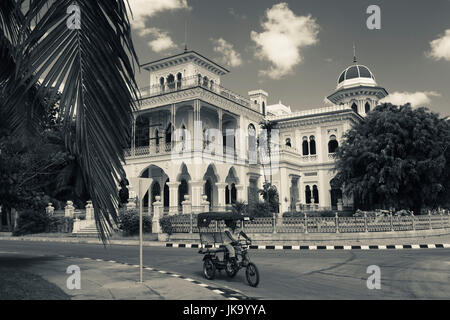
[128,177,153,283]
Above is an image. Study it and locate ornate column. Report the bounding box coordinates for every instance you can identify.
[85,201,94,221]
[190,180,204,213]
[215,182,227,212]
[182,195,192,215]
[167,182,180,215]
[65,201,75,218]
[235,185,245,202]
[152,196,163,233]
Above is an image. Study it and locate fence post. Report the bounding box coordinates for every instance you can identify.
[46,203,55,216]
[335,212,339,233]
[411,213,415,231]
[390,213,394,232]
[189,213,193,234]
[273,213,277,234]
[152,196,163,234]
[429,211,432,230]
[65,201,75,218]
[304,213,308,234]
[364,213,368,233]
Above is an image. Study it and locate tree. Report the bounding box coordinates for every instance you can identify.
[259,120,277,184]
[335,103,450,214]
[258,182,280,214]
[0,1,139,240]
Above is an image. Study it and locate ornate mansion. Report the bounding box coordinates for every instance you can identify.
[123,50,388,216]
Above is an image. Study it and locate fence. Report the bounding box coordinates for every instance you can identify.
[165,213,450,234]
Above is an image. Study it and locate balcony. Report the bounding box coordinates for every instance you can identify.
[139,75,251,108]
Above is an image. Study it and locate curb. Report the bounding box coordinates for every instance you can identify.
[56,255,251,301]
[166,243,450,250]
[1,237,450,250]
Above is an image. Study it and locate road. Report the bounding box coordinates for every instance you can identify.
[0,240,449,299]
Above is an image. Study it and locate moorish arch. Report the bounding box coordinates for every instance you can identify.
[177,163,191,207]
[140,165,169,210]
[203,163,220,208]
[225,167,239,204]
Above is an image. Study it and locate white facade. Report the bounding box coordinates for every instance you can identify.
[123,50,388,217]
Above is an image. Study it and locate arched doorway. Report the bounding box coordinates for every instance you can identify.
[205,180,213,207]
[164,179,170,209]
[178,179,189,207]
[151,182,161,205]
[330,178,343,210]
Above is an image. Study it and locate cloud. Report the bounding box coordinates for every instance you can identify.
[380,91,441,107]
[250,3,319,79]
[228,8,247,20]
[144,28,177,52]
[211,38,243,67]
[128,0,190,35]
[427,29,450,61]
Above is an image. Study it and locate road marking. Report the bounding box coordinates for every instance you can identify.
[428,244,436,248]
[326,246,335,250]
[411,244,420,249]
[378,245,387,250]
[395,245,403,249]
[309,246,317,250]
[361,246,370,250]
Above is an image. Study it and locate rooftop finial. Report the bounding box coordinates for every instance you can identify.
[353,42,357,63]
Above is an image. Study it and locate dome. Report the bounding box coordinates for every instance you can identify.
[337,64,377,89]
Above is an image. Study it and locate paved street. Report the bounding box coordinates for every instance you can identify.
[0,240,449,299]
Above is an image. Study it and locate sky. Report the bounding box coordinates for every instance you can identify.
[127,0,450,117]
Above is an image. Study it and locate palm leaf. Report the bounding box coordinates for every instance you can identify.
[8,0,139,241]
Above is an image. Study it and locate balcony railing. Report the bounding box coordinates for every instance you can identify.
[139,75,251,108]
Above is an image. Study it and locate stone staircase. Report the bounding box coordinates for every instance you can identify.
[72,219,99,237]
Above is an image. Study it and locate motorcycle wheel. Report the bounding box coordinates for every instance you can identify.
[225,261,238,278]
[245,262,260,287]
[203,258,216,280]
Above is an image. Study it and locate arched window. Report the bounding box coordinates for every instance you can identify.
[285,138,292,147]
[165,123,172,146]
[328,135,339,153]
[351,102,358,114]
[302,137,309,156]
[159,77,165,92]
[225,185,230,204]
[365,102,371,113]
[231,184,237,204]
[309,136,316,155]
[167,74,175,90]
[210,80,214,90]
[203,76,209,87]
[313,185,319,204]
[248,124,257,162]
[305,185,312,204]
[176,72,182,89]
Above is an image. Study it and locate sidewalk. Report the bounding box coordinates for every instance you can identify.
[0,251,225,300]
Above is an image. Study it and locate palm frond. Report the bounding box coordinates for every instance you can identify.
[8,0,139,241]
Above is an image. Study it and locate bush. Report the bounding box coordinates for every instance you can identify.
[13,210,50,236]
[13,210,74,236]
[159,216,173,235]
[118,209,152,236]
[247,202,273,218]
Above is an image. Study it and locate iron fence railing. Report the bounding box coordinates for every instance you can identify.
[139,76,252,108]
[164,213,450,234]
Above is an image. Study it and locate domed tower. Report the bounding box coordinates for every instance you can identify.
[327,55,388,116]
